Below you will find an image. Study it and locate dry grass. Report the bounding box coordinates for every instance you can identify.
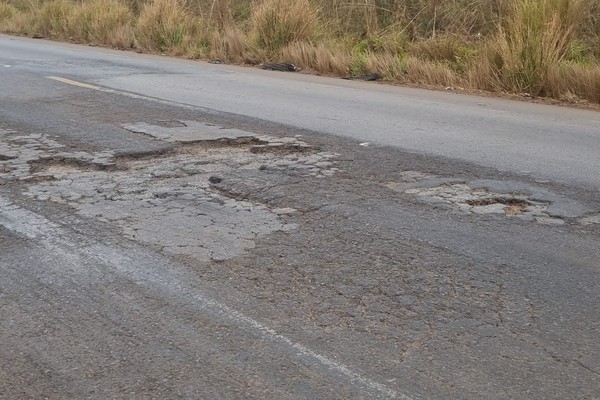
[396,56,461,87]
[68,0,133,47]
[208,0,232,28]
[0,2,21,32]
[1,0,599,103]
[0,1,16,20]
[279,41,351,75]
[134,0,203,54]
[472,0,592,95]
[547,61,600,103]
[29,0,73,37]
[249,0,320,55]
[210,25,245,62]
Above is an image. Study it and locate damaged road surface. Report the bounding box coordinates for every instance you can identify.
[1,36,600,400]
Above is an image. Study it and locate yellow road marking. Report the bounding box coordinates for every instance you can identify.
[47,76,105,91]
[46,75,213,114]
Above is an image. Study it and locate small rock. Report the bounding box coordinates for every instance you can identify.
[209,176,222,184]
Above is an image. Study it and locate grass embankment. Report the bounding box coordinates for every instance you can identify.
[1,0,599,103]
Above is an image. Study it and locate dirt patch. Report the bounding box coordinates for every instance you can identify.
[464,197,529,215]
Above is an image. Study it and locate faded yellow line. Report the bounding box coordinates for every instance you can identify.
[47,75,185,106]
[46,75,215,114]
[47,76,105,91]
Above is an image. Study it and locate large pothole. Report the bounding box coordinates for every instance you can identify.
[386,172,595,225]
[0,129,116,182]
[122,120,313,153]
[6,122,339,262]
[406,183,552,219]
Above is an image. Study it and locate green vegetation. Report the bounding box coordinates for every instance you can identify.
[1,0,599,103]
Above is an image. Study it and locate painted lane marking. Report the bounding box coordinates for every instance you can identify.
[43,77,407,398]
[1,144,410,399]
[47,76,215,114]
[48,76,103,90]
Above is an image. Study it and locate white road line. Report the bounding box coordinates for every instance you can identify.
[40,78,409,397]
[0,197,60,239]
[1,168,410,399]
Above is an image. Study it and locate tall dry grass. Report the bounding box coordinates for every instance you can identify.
[279,41,351,75]
[29,0,73,37]
[471,0,592,95]
[0,1,16,20]
[68,0,133,47]
[1,0,599,103]
[210,25,245,62]
[134,0,204,55]
[547,61,600,103]
[249,0,320,55]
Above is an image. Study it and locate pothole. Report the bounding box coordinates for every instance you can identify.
[405,183,550,218]
[388,172,593,224]
[23,153,298,262]
[11,121,338,262]
[122,120,313,154]
[30,156,119,174]
[156,120,187,128]
[119,121,338,178]
[464,197,530,215]
[0,129,116,182]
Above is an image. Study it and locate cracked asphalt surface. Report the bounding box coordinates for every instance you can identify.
[1,36,600,399]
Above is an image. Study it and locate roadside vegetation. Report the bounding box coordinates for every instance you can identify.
[1,0,599,103]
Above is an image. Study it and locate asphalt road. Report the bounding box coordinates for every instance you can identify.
[1,35,599,399]
[2,35,600,188]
